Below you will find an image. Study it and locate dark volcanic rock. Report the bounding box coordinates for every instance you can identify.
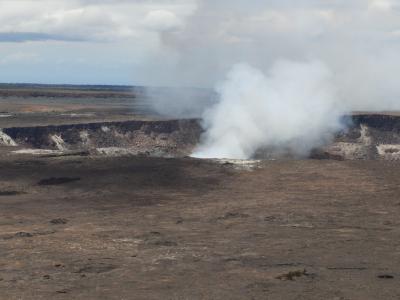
[0,190,23,196]
[3,119,202,157]
[38,177,81,186]
[50,218,69,225]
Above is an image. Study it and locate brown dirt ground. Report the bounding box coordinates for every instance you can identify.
[0,156,399,299]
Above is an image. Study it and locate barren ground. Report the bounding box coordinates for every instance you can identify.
[0,85,400,299]
[0,156,400,299]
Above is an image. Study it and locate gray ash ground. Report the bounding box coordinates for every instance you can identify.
[0,85,400,299]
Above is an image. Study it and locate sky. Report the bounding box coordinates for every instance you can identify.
[0,0,400,91]
[0,0,197,85]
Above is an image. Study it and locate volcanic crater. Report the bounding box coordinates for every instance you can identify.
[0,113,400,160]
[1,85,400,300]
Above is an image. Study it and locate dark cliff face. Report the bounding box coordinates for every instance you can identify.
[350,114,400,145]
[251,114,400,160]
[2,119,203,157]
[2,114,400,160]
[312,114,400,160]
[352,114,400,132]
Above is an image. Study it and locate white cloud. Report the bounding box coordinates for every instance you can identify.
[143,10,183,32]
[0,0,196,42]
[369,0,394,12]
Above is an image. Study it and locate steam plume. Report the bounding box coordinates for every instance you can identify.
[148,0,400,159]
[193,60,345,159]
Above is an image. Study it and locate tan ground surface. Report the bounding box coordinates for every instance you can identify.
[0,156,399,299]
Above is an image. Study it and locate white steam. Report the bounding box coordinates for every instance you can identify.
[145,0,400,159]
[193,60,345,159]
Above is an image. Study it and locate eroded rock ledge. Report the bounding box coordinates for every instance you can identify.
[1,114,400,160]
[1,119,202,158]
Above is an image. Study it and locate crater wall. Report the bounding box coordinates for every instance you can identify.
[1,119,202,157]
[1,114,400,160]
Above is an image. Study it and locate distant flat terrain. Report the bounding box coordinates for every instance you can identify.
[0,84,158,127]
[0,84,137,98]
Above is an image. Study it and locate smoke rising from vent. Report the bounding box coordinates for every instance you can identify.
[145,87,215,118]
[147,0,400,159]
[192,60,345,159]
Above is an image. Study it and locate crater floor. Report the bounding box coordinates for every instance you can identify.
[0,156,400,299]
